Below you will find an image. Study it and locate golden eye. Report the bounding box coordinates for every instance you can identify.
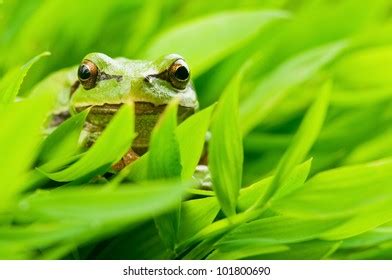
[168,59,190,90]
[77,60,98,90]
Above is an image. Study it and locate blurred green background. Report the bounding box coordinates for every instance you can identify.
[1,0,392,260]
[1,0,391,184]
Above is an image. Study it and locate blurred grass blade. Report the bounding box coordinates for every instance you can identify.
[271,157,392,218]
[344,129,392,164]
[340,225,392,249]
[240,41,347,134]
[320,200,392,240]
[41,104,134,182]
[177,105,214,179]
[148,101,182,251]
[209,216,342,259]
[178,197,220,243]
[18,180,193,223]
[0,93,54,209]
[238,159,312,211]
[38,110,88,164]
[144,10,290,76]
[251,83,330,209]
[218,216,343,247]
[208,244,288,260]
[210,70,243,217]
[0,222,86,255]
[249,240,341,260]
[0,52,50,104]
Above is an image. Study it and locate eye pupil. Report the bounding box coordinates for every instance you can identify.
[174,66,189,81]
[78,64,91,80]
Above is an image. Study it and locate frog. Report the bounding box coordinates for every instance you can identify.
[31,52,203,172]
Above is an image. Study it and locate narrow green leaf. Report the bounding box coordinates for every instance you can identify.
[178,197,220,243]
[271,157,392,219]
[217,216,342,246]
[253,240,341,260]
[209,70,243,217]
[251,83,330,209]
[144,10,290,76]
[41,104,135,182]
[333,45,392,88]
[38,110,88,164]
[208,244,288,260]
[320,200,392,240]
[126,105,214,182]
[177,105,214,179]
[344,129,392,164]
[147,101,182,251]
[240,41,347,134]
[148,101,182,179]
[238,159,312,211]
[0,52,50,104]
[0,222,86,251]
[340,225,392,249]
[18,180,193,223]
[0,93,54,209]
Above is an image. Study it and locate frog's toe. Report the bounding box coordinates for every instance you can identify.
[193,164,212,190]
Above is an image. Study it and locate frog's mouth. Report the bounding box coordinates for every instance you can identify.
[75,102,194,117]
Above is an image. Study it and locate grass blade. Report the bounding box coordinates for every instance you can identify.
[41,104,134,182]
[250,83,330,209]
[209,71,243,217]
[0,52,50,104]
[148,101,182,251]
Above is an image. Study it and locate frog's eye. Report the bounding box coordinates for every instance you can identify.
[78,60,98,90]
[168,59,190,90]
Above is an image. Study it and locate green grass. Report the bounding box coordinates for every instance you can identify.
[0,0,392,260]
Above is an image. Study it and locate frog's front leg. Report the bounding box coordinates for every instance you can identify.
[193,133,212,189]
[194,164,212,189]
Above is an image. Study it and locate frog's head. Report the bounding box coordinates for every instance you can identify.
[71,52,198,114]
[70,52,198,153]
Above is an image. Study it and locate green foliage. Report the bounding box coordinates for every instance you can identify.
[144,10,290,76]
[41,104,135,182]
[209,70,243,217]
[0,0,392,260]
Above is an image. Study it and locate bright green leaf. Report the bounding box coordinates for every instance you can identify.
[0,52,50,104]
[209,70,243,217]
[251,83,330,209]
[271,158,392,219]
[37,110,88,164]
[40,104,135,182]
[144,10,290,76]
